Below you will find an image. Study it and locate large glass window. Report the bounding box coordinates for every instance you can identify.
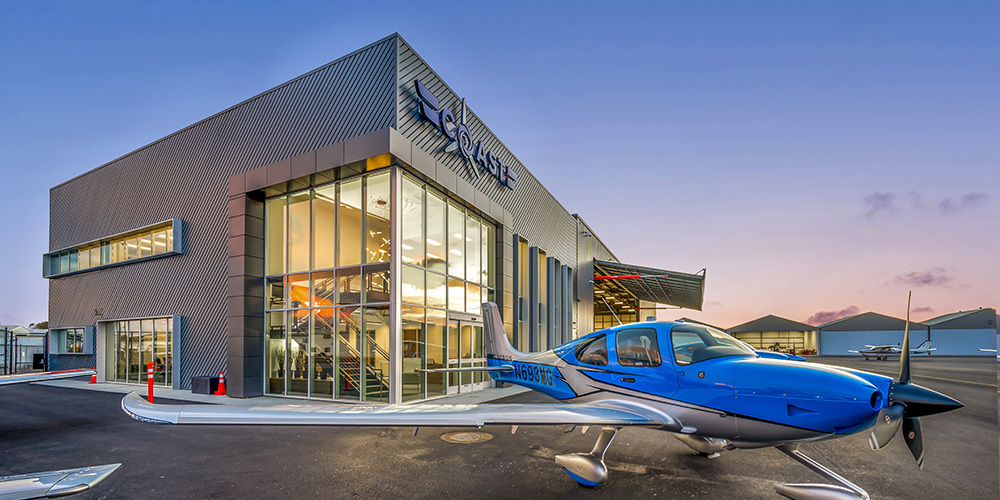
[365,173,390,264]
[110,317,172,387]
[447,203,464,278]
[262,169,496,402]
[312,185,336,270]
[338,178,363,267]
[401,176,424,266]
[426,191,447,273]
[401,306,425,402]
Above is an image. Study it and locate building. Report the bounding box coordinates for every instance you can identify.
[727,315,818,354]
[43,34,704,403]
[818,312,928,355]
[921,308,996,355]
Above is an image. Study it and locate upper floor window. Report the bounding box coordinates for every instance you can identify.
[617,328,661,367]
[575,334,608,366]
[44,220,181,278]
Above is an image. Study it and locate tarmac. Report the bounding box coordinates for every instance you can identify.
[0,356,995,499]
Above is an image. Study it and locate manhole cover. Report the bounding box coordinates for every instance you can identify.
[440,431,493,444]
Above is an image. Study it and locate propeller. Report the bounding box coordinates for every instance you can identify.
[866,291,963,469]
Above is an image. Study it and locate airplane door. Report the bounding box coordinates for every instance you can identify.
[607,327,679,397]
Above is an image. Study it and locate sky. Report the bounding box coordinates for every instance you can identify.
[0,1,996,329]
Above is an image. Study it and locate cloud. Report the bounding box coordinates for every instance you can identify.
[864,191,988,220]
[807,306,860,325]
[893,267,953,287]
[705,300,722,307]
[863,192,895,219]
[938,192,987,216]
[912,306,935,314]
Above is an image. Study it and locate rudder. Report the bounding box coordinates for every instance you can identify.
[482,302,525,360]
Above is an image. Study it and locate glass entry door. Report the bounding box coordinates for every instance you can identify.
[446,318,488,394]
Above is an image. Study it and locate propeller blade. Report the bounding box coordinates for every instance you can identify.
[903,417,924,469]
[868,404,904,450]
[899,291,912,383]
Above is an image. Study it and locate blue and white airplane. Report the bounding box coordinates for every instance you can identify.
[122,298,962,500]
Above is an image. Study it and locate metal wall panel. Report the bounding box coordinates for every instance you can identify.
[394,38,579,266]
[48,36,398,388]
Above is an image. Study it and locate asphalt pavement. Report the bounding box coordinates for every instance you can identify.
[0,356,995,499]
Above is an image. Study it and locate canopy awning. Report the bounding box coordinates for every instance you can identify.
[593,260,705,311]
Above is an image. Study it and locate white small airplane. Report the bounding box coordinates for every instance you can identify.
[0,368,121,499]
[850,340,935,360]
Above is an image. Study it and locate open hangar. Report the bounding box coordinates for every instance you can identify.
[818,308,996,356]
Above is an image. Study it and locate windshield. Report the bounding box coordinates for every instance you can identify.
[670,324,755,365]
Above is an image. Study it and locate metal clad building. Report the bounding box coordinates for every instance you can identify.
[44,34,704,402]
[921,309,996,355]
[727,315,818,354]
[818,312,928,355]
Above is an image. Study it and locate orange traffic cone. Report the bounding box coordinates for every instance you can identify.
[89,366,97,384]
[214,371,226,396]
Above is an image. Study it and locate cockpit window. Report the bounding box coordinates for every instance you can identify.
[670,325,754,365]
[616,328,661,367]
[575,334,608,366]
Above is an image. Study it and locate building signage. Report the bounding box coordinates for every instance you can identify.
[414,80,518,190]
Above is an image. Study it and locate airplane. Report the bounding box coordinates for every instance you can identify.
[122,296,963,500]
[850,340,936,360]
[0,368,121,499]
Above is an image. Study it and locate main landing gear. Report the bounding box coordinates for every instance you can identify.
[774,445,870,500]
[555,426,619,487]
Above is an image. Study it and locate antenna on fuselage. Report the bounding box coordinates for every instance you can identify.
[899,291,912,383]
[601,297,623,325]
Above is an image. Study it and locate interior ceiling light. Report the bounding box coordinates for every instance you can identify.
[426,238,442,246]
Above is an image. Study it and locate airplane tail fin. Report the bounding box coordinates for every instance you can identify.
[482,302,525,360]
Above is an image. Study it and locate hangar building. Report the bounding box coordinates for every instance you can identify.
[818,309,995,356]
[920,308,996,355]
[818,312,924,355]
[42,34,704,403]
[726,315,818,354]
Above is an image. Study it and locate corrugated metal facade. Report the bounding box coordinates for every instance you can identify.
[48,36,399,386]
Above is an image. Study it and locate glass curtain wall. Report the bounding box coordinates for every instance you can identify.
[265,170,392,401]
[399,174,495,401]
[111,317,172,387]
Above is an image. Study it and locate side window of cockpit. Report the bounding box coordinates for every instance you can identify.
[670,329,705,366]
[575,335,608,366]
[616,328,661,367]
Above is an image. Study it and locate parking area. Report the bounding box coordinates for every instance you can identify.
[0,356,995,499]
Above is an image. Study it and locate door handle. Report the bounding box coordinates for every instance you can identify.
[620,377,635,383]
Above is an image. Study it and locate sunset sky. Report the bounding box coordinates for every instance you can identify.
[0,2,996,329]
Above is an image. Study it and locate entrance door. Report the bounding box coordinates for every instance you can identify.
[446,318,488,395]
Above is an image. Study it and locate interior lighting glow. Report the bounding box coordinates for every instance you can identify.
[426,238,442,247]
[449,249,462,256]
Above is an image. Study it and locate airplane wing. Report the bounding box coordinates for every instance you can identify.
[0,368,95,387]
[121,392,680,429]
[0,463,119,499]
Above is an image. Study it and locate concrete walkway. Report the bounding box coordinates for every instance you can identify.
[35,378,529,406]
